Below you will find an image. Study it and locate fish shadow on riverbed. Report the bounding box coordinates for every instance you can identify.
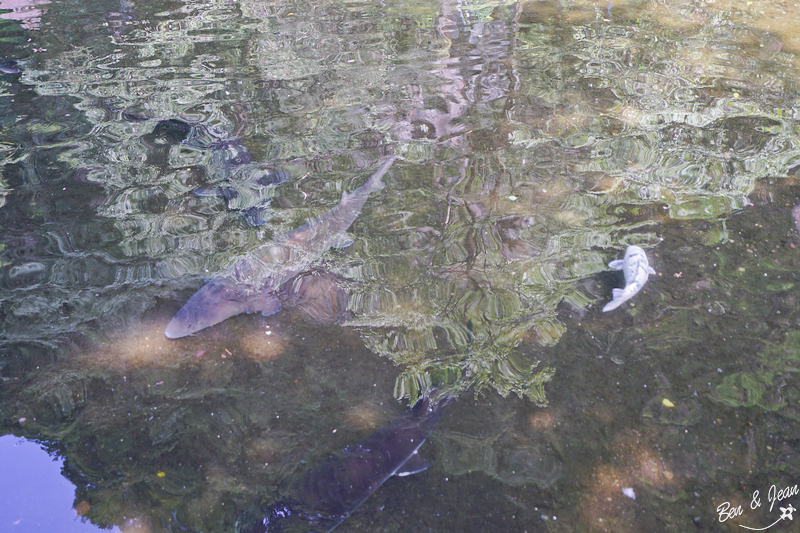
[279,269,352,325]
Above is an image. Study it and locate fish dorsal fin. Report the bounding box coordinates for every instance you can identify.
[395,451,429,477]
[244,293,282,316]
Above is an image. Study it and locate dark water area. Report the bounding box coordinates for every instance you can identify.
[2,0,800,531]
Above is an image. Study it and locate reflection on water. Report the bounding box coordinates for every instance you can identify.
[0,0,49,30]
[0,435,121,532]
[1,0,800,531]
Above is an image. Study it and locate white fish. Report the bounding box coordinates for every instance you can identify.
[602,245,655,312]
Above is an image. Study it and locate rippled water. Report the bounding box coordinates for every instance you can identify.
[2,0,800,531]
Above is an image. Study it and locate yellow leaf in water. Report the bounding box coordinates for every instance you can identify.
[662,398,675,408]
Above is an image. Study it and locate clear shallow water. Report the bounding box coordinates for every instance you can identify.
[1,0,800,531]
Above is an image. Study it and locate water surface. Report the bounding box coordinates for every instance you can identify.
[1,0,800,531]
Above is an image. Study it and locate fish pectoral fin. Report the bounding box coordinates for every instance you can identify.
[395,452,429,477]
[243,293,282,316]
[647,266,656,275]
[330,233,355,249]
[608,259,624,269]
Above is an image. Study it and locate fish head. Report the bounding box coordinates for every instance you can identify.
[165,279,250,339]
[621,246,648,281]
[624,245,646,261]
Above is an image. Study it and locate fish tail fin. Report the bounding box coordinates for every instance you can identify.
[602,288,626,312]
[395,451,429,476]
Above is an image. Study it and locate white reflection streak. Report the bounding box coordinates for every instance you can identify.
[0,0,50,30]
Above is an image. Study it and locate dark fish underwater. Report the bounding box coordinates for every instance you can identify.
[238,394,451,533]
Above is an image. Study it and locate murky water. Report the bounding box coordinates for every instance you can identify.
[1,0,800,531]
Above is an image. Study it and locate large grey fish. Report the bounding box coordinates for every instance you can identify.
[238,394,451,533]
[602,245,656,312]
[165,156,397,338]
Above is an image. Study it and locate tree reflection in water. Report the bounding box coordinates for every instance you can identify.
[1,0,800,531]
